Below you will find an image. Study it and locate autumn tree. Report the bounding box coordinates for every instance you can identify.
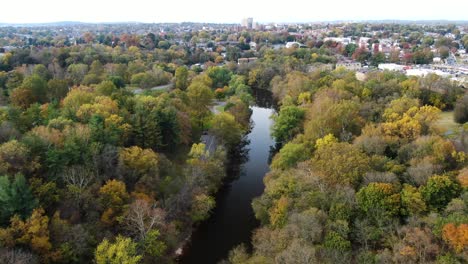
[95,236,142,264]
[311,142,371,186]
[118,146,159,191]
[356,183,401,220]
[442,223,468,253]
[209,112,244,147]
[99,179,130,226]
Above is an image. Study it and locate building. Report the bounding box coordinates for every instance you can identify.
[378,63,405,71]
[285,42,306,48]
[238,57,258,65]
[336,62,362,71]
[241,18,253,29]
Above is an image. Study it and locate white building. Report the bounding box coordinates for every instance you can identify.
[406,69,451,78]
[378,63,405,71]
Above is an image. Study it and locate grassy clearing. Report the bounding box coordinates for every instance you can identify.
[436,111,462,137]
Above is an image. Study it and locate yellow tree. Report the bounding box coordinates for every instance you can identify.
[99,180,130,226]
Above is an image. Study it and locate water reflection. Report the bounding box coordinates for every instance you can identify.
[180,90,276,264]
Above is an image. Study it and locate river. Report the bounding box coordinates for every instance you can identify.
[179,89,275,263]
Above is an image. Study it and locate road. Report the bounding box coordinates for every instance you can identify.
[132,83,174,94]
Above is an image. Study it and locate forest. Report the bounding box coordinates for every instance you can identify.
[0,22,467,263]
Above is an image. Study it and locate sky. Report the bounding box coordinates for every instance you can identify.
[2,0,468,24]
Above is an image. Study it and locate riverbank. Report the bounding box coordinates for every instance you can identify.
[179,90,275,263]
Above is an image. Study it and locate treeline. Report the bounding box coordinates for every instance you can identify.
[225,66,468,263]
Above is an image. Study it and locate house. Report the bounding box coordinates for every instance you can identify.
[307,63,334,72]
[238,57,258,65]
[336,62,362,71]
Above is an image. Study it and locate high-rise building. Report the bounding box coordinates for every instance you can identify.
[241,18,253,29]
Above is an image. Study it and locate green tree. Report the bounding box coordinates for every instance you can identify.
[67,64,89,85]
[271,105,305,143]
[271,142,308,170]
[175,66,189,90]
[454,94,468,124]
[209,112,244,147]
[190,193,215,222]
[21,74,48,104]
[0,174,38,224]
[356,182,401,219]
[420,175,461,211]
[187,80,213,131]
[95,236,142,264]
[47,79,69,101]
[206,66,232,88]
[141,229,167,258]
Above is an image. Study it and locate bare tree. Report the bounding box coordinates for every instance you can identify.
[62,165,95,209]
[124,199,166,240]
[0,248,39,264]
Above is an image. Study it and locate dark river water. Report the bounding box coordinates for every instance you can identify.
[180,89,276,264]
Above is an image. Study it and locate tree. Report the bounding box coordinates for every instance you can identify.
[0,174,38,224]
[95,80,117,96]
[271,105,305,143]
[67,64,88,85]
[47,79,68,101]
[190,193,215,222]
[304,93,364,142]
[175,66,189,90]
[0,140,39,176]
[421,175,461,211]
[370,52,386,67]
[187,80,213,131]
[269,196,289,228]
[5,208,52,258]
[20,75,48,104]
[95,236,142,264]
[9,87,34,109]
[141,229,167,258]
[271,142,308,170]
[442,223,468,253]
[393,227,440,263]
[400,184,426,216]
[356,183,401,219]
[311,142,370,186]
[32,64,51,81]
[118,146,159,187]
[454,94,468,124]
[209,112,244,147]
[206,66,232,88]
[124,199,165,241]
[0,248,38,264]
[99,179,130,225]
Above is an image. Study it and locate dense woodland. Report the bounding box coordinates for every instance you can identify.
[228,60,468,263]
[0,23,467,263]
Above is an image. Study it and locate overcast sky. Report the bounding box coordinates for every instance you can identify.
[2,0,468,24]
